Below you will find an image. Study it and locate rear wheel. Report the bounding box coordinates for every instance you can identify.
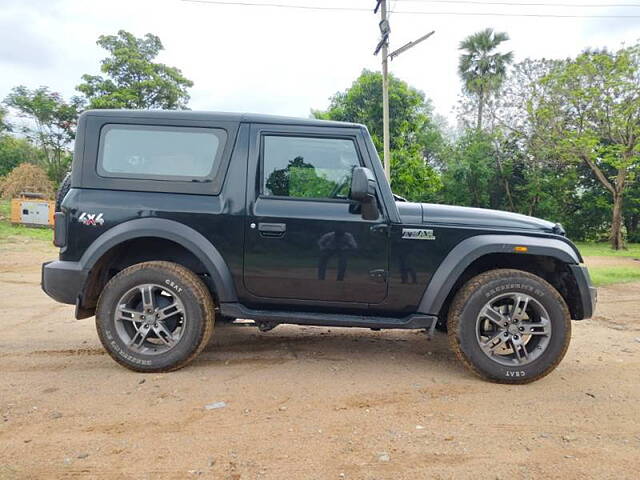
[96,261,214,372]
[447,269,571,384]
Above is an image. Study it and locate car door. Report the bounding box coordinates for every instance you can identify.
[243,124,389,304]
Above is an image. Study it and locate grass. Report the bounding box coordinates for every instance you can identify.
[575,241,640,258]
[0,199,54,242]
[574,242,640,285]
[575,241,640,286]
[589,266,640,287]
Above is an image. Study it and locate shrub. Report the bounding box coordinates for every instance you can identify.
[0,163,54,199]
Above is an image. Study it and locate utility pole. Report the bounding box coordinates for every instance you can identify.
[374,0,391,180]
[374,0,434,182]
[380,1,391,181]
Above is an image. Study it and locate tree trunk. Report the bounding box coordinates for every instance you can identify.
[528,194,539,217]
[610,191,625,250]
[476,91,484,131]
[494,154,514,211]
[582,156,627,251]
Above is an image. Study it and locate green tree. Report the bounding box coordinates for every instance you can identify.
[571,163,622,241]
[4,86,82,183]
[535,44,640,249]
[441,130,496,208]
[490,58,570,215]
[458,28,513,130]
[77,30,193,110]
[265,156,336,198]
[314,69,444,202]
[0,106,11,134]
[0,136,43,177]
[391,149,442,202]
[624,180,640,242]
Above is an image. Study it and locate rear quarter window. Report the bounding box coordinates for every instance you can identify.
[97,124,227,181]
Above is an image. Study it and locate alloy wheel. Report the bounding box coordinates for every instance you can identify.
[475,292,552,366]
[113,283,186,355]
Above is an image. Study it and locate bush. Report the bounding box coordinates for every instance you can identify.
[0,135,44,177]
[0,163,54,199]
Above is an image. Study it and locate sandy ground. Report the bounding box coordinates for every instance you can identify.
[1,237,639,479]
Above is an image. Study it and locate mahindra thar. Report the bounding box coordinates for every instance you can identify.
[42,110,597,383]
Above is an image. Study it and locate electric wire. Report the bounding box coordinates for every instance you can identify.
[182,0,640,17]
[394,0,640,8]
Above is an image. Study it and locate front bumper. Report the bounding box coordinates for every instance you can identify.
[41,260,87,305]
[569,264,597,320]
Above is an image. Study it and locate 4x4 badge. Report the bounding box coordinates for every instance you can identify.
[79,212,104,226]
[402,228,435,240]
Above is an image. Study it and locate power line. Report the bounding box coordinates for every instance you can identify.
[398,9,640,15]
[397,9,640,15]
[182,0,640,17]
[395,0,640,7]
[388,0,399,19]
[182,0,370,11]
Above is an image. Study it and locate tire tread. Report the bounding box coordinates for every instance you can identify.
[96,261,214,373]
[447,268,571,384]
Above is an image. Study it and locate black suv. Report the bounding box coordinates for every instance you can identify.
[42,110,596,383]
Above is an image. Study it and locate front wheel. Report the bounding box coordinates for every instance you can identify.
[96,261,214,372]
[447,269,571,384]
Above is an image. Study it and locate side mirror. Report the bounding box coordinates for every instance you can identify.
[350,167,376,201]
[349,167,379,220]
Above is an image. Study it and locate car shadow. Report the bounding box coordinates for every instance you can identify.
[197,322,463,375]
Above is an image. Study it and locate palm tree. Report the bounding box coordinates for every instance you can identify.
[458,28,513,130]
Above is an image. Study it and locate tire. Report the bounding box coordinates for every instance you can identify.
[96,261,214,373]
[447,269,571,384]
[55,172,71,212]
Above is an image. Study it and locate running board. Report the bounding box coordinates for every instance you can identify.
[219,303,437,331]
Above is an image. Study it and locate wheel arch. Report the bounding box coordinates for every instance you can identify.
[78,218,236,314]
[418,235,585,321]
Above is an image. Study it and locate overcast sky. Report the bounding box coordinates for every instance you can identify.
[1,0,639,127]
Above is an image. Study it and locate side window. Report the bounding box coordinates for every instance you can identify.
[98,124,227,181]
[262,135,361,199]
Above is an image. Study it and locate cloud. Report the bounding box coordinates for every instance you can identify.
[580,6,640,40]
[0,0,638,126]
[0,0,69,68]
[0,18,57,68]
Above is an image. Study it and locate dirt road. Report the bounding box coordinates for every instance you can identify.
[1,237,639,479]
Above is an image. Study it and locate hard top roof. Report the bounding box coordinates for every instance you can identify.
[82,109,364,129]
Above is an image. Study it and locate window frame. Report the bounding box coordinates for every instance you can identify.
[258,133,364,203]
[96,123,227,182]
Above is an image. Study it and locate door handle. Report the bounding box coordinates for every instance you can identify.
[258,222,286,237]
[370,224,390,235]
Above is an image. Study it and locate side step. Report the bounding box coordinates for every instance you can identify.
[219,303,437,331]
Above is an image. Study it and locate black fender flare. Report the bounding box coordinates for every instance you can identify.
[417,234,580,315]
[79,217,237,302]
